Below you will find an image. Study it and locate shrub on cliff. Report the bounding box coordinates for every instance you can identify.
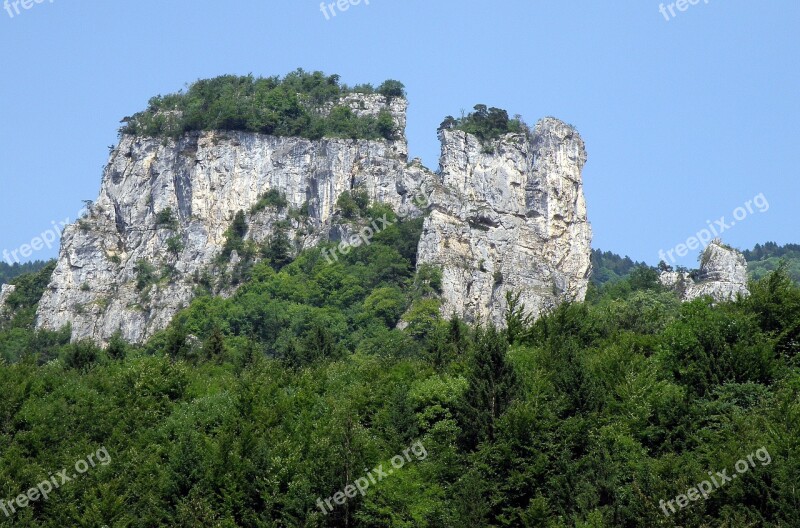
[120,70,404,141]
[439,104,526,143]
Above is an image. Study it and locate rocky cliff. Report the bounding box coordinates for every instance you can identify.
[36,95,430,344]
[36,95,593,344]
[417,119,592,326]
[0,284,14,319]
[659,240,749,302]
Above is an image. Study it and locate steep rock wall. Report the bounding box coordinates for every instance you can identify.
[36,97,427,344]
[416,118,592,325]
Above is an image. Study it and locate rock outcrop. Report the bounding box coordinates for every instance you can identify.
[37,96,593,344]
[416,118,592,326]
[36,95,430,345]
[0,284,15,317]
[659,240,749,302]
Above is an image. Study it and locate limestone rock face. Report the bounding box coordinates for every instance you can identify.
[659,240,749,302]
[36,96,594,344]
[416,118,593,326]
[36,96,427,345]
[684,241,750,301]
[0,284,15,317]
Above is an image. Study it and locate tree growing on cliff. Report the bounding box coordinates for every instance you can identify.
[441,104,526,144]
[121,71,403,141]
[378,79,406,99]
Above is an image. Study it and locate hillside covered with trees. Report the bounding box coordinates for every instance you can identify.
[745,242,800,283]
[592,243,800,286]
[0,201,799,527]
[0,260,51,286]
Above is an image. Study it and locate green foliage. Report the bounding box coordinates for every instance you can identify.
[590,249,645,285]
[2,261,56,312]
[220,210,249,260]
[336,190,370,219]
[262,227,292,271]
[250,189,288,214]
[0,260,51,285]
[744,263,800,358]
[440,104,526,144]
[593,243,800,288]
[1,241,800,526]
[504,291,533,345]
[377,79,406,99]
[413,264,443,297]
[745,242,800,283]
[458,325,518,448]
[155,207,178,230]
[121,70,402,141]
[106,331,128,360]
[166,235,184,256]
[134,259,158,291]
[62,339,102,371]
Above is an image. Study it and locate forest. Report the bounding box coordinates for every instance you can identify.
[0,209,799,526]
[0,261,50,286]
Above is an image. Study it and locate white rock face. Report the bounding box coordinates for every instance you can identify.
[36,96,427,345]
[0,284,15,317]
[659,240,749,302]
[684,241,750,301]
[416,118,592,326]
[36,96,594,343]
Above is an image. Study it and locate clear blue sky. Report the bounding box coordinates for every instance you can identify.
[1,0,797,267]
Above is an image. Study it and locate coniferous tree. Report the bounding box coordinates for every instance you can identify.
[459,325,519,449]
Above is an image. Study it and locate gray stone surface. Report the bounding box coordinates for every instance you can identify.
[36,96,594,343]
[36,96,427,345]
[0,284,15,317]
[416,118,592,326]
[659,240,749,302]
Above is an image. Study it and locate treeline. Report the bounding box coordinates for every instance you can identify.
[0,260,51,285]
[745,242,800,283]
[590,249,646,285]
[0,261,57,332]
[120,70,405,141]
[0,223,799,524]
[594,243,800,285]
[743,241,800,261]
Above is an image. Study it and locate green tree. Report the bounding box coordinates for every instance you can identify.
[377,79,406,98]
[106,330,128,360]
[62,339,101,371]
[459,325,518,448]
[263,228,292,271]
[221,210,248,259]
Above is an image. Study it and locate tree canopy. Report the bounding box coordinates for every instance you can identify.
[439,104,527,144]
[1,236,799,526]
[120,70,405,141]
